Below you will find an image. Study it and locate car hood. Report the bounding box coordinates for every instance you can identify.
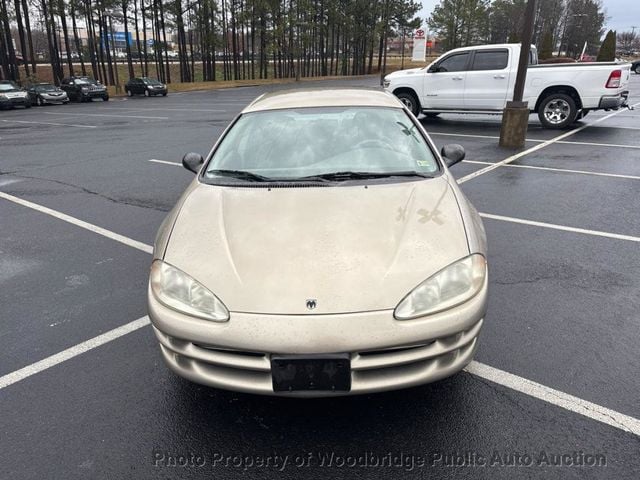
[386,67,425,80]
[163,177,469,314]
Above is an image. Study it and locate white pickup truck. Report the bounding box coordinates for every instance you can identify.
[384,43,631,128]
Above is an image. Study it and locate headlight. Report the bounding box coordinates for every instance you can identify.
[81,87,89,92]
[150,260,229,322]
[394,254,486,320]
[0,94,7,99]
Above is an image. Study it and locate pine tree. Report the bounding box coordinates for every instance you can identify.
[596,30,616,62]
[539,31,554,60]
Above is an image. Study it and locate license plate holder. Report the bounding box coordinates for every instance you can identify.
[271,354,351,392]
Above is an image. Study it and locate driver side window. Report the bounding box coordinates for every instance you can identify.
[437,52,470,72]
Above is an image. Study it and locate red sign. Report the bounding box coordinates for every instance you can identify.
[426,40,433,48]
[415,29,425,39]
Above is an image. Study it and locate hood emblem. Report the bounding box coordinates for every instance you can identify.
[306,299,317,310]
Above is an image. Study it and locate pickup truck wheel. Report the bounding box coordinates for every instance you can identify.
[395,92,420,116]
[635,66,640,74]
[538,93,577,129]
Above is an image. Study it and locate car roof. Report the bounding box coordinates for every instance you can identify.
[242,88,403,113]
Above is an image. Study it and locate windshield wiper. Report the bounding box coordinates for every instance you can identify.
[207,169,273,182]
[298,171,433,181]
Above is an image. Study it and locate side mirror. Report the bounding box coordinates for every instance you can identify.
[441,144,465,167]
[182,152,204,174]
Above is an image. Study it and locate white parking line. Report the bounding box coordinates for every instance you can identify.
[0,316,151,389]
[479,212,640,243]
[98,106,229,113]
[556,140,640,150]
[464,160,640,181]
[0,191,153,254]
[590,125,640,131]
[465,362,640,436]
[41,112,169,120]
[133,107,229,113]
[457,103,640,184]
[0,119,97,129]
[2,190,640,435]
[149,159,181,166]
[430,132,640,150]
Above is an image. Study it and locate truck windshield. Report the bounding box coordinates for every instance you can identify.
[204,107,439,182]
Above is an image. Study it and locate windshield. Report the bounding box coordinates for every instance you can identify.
[142,78,162,85]
[36,84,57,92]
[74,79,92,85]
[0,84,18,92]
[204,107,439,183]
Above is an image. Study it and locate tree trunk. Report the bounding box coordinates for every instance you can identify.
[133,0,143,76]
[21,0,37,73]
[13,0,30,77]
[58,0,75,76]
[122,0,135,78]
[158,0,170,82]
[70,0,86,75]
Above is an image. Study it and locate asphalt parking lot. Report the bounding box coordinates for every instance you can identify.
[1,74,639,479]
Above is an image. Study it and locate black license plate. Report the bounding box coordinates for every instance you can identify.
[271,354,351,392]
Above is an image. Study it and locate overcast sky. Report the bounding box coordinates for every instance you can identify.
[418,0,640,35]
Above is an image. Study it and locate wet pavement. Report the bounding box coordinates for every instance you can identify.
[1,73,639,479]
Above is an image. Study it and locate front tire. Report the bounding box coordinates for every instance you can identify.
[127,89,133,97]
[36,96,43,107]
[395,91,420,117]
[538,93,578,129]
[103,96,109,102]
[144,89,150,97]
[635,66,640,74]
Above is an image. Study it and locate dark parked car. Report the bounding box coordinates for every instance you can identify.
[26,83,69,106]
[60,76,109,102]
[124,77,167,97]
[632,60,640,74]
[0,82,30,109]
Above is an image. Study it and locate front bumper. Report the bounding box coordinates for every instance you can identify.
[0,96,29,107]
[599,91,629,109]
[148,277,488,397]
[40,93,68,103]
[82,90,108,99]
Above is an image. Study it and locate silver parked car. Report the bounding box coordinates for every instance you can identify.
[148,89,488,396]
[0,82,30,109]
[27,83,69,106]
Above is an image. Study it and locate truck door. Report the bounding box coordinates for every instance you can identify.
[421,51,470,110]
[464,49,511,110]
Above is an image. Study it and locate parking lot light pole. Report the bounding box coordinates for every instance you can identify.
[499,0,538,148]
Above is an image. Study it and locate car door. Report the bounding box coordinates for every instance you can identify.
[60,78,71,97]
[421,51,470,110]
[26,86,36,103]
[464,49,511,110]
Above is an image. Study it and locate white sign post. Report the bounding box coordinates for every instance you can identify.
[412,28,427,62]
